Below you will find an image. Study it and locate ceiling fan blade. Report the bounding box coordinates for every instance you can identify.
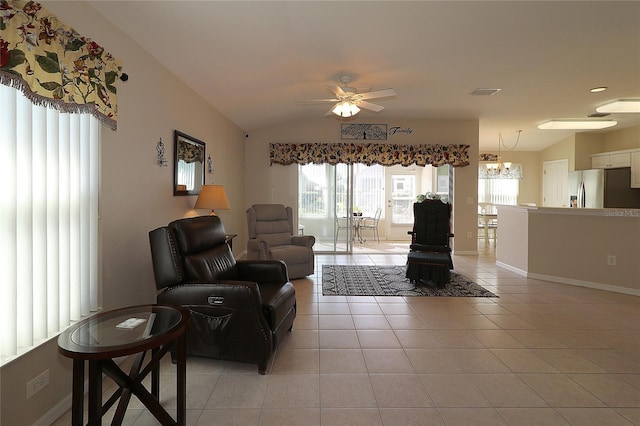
[296,99,339,105]
[326,85,346,97]
[357,100,385,112]
[357,88,396,100]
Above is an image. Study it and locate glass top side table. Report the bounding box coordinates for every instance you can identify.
[58,304,190,425]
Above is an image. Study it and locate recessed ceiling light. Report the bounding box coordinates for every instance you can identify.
[596,99,640,113]
[590,86,608,93]
[538,119,618,130]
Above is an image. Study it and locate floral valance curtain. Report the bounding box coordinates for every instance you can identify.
[270,143,470,167]
[177,142,204,164]
[0,0,123,129]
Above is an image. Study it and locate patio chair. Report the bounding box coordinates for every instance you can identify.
[359,208,382,243]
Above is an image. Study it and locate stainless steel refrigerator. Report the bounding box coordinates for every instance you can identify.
[568,169,604,208]
[568,167,640,208]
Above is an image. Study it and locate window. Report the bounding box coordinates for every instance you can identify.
[390,174,416,224]
[299,164,328,217]
[298,163,385,218]
[0,85,99,363]
[352,164,384,217]
[478,178,519,205]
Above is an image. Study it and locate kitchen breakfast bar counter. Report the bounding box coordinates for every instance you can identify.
[496,205,640,296]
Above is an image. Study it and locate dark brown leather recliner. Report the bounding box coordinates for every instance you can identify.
[149,215,296,374]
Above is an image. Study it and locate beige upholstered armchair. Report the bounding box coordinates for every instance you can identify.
[246,204,315,279]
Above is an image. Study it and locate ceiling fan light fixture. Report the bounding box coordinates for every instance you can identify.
[538,119,618,130]
[332,101,360,117]
[596,99,640,113]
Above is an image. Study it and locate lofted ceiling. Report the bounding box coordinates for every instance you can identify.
[87,1,640,151]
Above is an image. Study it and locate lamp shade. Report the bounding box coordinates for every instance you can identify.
[194,185,230,215]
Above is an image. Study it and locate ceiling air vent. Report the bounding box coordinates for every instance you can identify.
[471,88,501,96]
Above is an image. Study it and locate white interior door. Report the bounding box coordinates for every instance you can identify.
[384,166,417,240]
[543,159,569,207]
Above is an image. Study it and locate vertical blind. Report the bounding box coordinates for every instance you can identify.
[478,178,520,206]
[352,164,385,217]
[0,84,99,362]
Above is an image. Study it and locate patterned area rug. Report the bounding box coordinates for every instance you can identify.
[322,265,497,297]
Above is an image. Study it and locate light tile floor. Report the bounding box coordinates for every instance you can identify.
[53,245,640,425]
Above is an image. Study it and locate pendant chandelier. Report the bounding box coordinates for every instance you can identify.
[479,130,524,179]
[485,130,521,176]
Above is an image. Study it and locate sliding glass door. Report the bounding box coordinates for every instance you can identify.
[298,163,353,252]
[299,163,449,251]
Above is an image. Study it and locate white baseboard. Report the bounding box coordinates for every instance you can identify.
[492,262,638,296]
[32,394,71,426]
[495,261,528,276]
[454,250,479,256]
[527,272,640,297]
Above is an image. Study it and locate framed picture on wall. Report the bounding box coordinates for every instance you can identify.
[174,130,205,196]
[341,124,388,140]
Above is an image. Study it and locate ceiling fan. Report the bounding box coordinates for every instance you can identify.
[297,75,396,117]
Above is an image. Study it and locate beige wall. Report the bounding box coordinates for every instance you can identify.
[499,206,640,295]
[528,209,640,293]
[604,125,640,151]
[1,2,246,425]
[245,118,481,254]
[495,206,530,272]
[541,134,576,171]
[574,133,605,170]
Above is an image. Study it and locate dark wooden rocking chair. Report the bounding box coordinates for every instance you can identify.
[406,199,454,288]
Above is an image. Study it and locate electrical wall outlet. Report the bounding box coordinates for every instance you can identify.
[467,231,473,238]
[26,369,49,399]
[607,255,617,266]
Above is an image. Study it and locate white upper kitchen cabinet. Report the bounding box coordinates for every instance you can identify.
[591,152,631,169]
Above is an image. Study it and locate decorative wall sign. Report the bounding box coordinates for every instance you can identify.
[388,126,413,136]
[341,124,387,140]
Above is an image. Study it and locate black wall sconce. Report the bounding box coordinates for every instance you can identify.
[156,138,168,166]
[207,154,213,174]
